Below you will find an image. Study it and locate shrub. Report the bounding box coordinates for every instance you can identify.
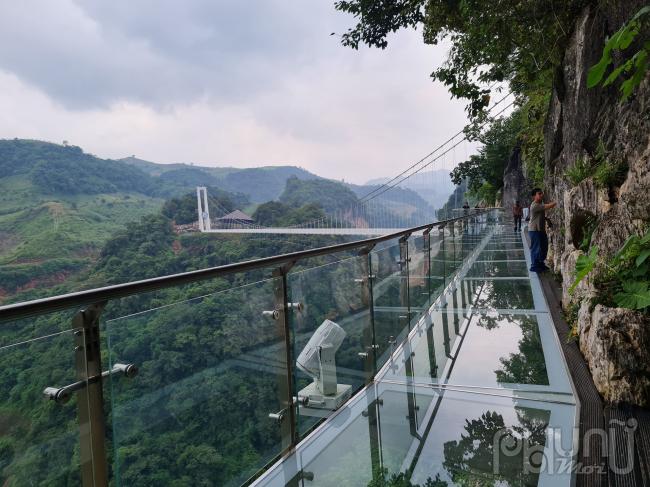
[571,230,650,311]
[564,157,592,185]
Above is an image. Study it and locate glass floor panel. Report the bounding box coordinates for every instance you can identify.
[300,412,374,486]
[470,279,535,310]
[404,388,575,487]
[267,385,575,487]
[478,249,526,260]
[466,260,530,278]
[444,312,549,387]
[481,243,526,251]
[378,309,576,394]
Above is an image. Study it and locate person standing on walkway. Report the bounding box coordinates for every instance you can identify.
[513,200,523,232]
[528,188,556,272]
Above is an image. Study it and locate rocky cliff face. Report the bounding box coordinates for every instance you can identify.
[502,142,528,212]
[543,1,650,406]
[513,0,650,405]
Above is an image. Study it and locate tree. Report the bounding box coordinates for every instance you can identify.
[335,0,587,117]
[449,113,522,203]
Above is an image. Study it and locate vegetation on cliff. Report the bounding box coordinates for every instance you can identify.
[566,5,650,314]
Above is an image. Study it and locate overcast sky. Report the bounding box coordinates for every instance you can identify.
[0,0,478,184]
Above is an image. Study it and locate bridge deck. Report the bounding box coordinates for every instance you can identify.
[202,227,411,236]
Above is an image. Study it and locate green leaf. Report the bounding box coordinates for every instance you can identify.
[614,22,640,50]
[587,50,612,87]
[621,51,648,101]
[569,246,599,294]
[641,230,650,245]
[613,234,640,264]
[636,249,650,267]
[630,5,650,23]
[614,281,650,309]
[603,60,630,86]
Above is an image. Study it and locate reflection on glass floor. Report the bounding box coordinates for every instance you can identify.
[466,260,529,277]
[253,225,576,487]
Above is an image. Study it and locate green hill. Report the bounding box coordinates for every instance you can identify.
[0,141,183,298]
[279,176,359,213]
[0,140,339,301]
[121,156,321,203]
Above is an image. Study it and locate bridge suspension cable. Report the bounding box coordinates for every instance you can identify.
[198,89,515,234]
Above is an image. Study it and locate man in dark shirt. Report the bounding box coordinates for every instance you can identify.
[528,188,557,272]
[513,201,523,232]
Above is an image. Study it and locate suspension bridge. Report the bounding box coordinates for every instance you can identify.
[195,92,515,236]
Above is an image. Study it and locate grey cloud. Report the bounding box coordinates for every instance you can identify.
[0,1,349,109]
[0,1,477,183]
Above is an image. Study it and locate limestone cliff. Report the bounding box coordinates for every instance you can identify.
[501,142,528,211]
[505,0,650,405]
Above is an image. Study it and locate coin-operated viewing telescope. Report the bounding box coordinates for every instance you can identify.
[296,319,352,413]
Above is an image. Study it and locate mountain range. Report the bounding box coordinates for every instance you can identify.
[0,139,453,301]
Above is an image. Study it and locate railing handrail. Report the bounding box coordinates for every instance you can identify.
[0,209,497,322]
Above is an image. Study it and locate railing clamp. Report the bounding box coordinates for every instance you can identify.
[263,302,302,319]
[399,233,412,243]
[44,362,138,404]
[268,408,286,424]
[357,243,376,255]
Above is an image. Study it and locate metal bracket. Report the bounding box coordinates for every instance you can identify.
[268,408,287,424]
[262,302,302,320]
[273,260,297,277]
[357,243,376,256]
[44,362,138,404]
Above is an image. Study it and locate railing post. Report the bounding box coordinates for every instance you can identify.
[441,302,452,358]
[449,222,457,266]
[423,228,432,300]
[403,340,420,439]
[460,276,468,311]
[438,225,446,288]
[451,281,461,336]
[398,235,411,329]
[426,320,438,378]
[398,236,420,438]
[273,266,298,450]
[359,247,377,381]
[364,396,382,481]
[72,302,109,487]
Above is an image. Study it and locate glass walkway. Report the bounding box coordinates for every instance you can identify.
[0,210,578,486]
[253,223,577,487]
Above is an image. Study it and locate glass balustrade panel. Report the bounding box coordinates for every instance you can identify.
[0,312,90,486]
[288,255,373,438]
[369,241,410,372]
[104,278,289,487]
